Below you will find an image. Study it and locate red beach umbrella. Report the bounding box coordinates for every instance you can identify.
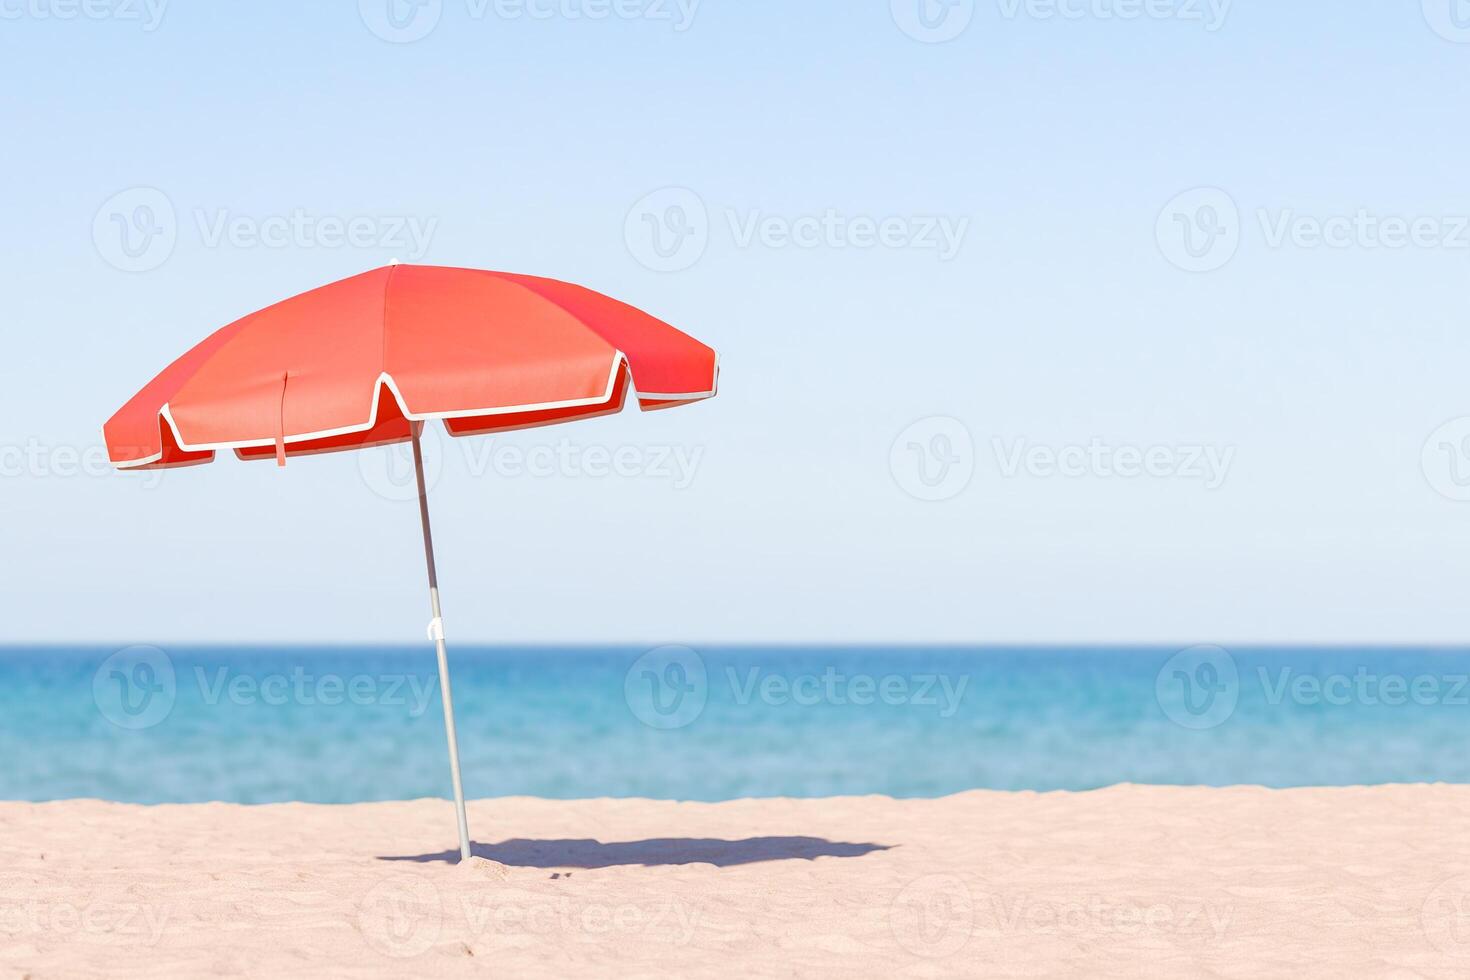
[104,264,719,860]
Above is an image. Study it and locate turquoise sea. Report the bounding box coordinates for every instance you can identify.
[4,646,1470,803]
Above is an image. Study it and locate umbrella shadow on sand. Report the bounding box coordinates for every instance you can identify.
[378,837,893,868]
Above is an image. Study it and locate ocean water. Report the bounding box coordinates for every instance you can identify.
[3,646,1470,804]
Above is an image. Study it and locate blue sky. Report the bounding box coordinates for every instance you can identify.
[4,1,1470,644]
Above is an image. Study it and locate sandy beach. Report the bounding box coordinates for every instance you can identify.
[4,785,1470,978]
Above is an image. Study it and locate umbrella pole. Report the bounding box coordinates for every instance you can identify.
[411,423,472,862]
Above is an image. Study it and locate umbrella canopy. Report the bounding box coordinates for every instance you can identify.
[105,264,718,468]
[103,264,719,862]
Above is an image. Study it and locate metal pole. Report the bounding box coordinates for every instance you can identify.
[411,423,472,862]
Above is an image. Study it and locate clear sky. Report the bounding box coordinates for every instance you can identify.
[4,1,1470,645]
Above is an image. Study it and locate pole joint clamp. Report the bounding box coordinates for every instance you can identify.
[426,617,445,642]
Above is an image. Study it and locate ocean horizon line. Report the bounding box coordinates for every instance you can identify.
[9,641,1470,653]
